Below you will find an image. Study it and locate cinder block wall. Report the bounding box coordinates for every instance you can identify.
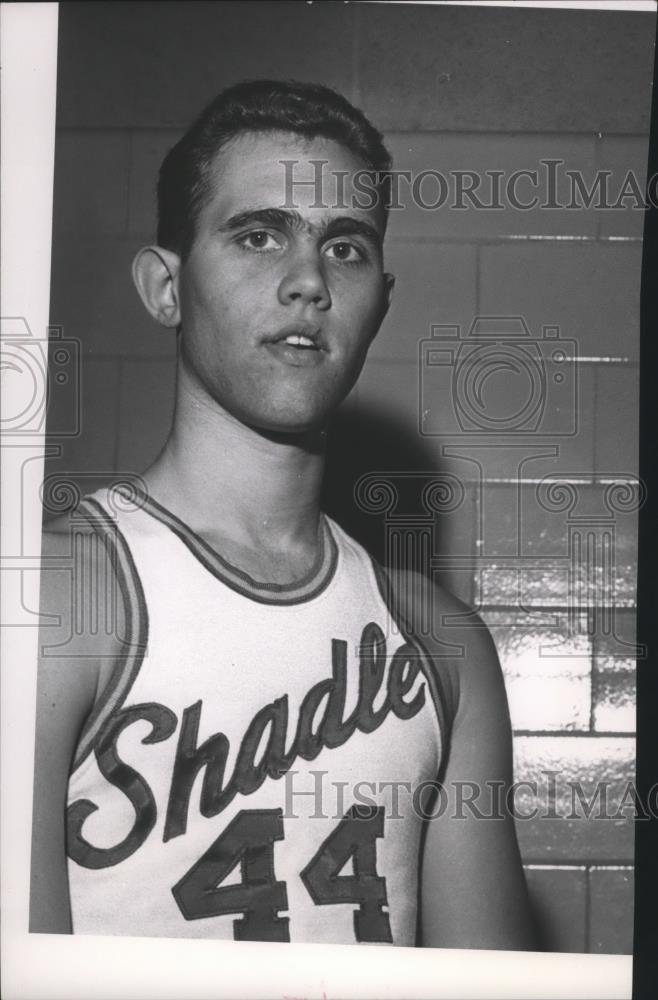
[46,1,653,954]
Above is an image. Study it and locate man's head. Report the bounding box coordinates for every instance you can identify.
[157,79,392,261]
[133,80,395,435]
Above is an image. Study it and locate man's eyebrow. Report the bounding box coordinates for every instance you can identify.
[323,216,382,247]
[218,207,383,247]
[218,207,302,233]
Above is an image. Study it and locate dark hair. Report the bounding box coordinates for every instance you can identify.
[157,79,392,259]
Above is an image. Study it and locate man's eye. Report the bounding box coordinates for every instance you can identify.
[324,241,364,263]
[238,231,282,252]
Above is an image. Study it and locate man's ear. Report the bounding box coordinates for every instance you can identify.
[373,271,395,336]
[132,246,182,328]
[383,271,395,316]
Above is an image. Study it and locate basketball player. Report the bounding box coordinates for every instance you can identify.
[30,80,535,949]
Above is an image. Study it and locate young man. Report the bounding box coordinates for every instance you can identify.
[31,80,535,949]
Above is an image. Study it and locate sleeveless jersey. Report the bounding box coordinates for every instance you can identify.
[66,485,452,945]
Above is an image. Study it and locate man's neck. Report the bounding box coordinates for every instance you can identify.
[142,362,327,568]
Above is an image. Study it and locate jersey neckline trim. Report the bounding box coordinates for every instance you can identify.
[111,484,340,606]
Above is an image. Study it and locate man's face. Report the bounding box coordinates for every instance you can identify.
[175,130,393,434]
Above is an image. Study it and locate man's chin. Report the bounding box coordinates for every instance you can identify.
[238,394,340,441]
[245,414,330,449]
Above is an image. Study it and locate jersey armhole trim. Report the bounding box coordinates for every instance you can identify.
[70,496,149,772]
[368,558,454,770]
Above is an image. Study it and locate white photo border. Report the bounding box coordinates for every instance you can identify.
[2,2,649,996]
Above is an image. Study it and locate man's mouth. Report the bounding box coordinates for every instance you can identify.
[280,332,317,349]
[264,324,326,367]
[267,323,324,349]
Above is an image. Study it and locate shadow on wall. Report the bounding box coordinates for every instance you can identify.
[323,402,458,585]
[325,403,559,951]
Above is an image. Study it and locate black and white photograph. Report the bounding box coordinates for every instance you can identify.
[2,1,656,997]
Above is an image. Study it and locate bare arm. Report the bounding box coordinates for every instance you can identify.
[419,588,536,950]
[29,521,120,933]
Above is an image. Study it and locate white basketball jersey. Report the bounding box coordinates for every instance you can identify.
[66,486,451,945]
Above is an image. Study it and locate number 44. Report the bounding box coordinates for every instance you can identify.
[172,804,393,943]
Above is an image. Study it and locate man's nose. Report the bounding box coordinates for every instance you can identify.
[277,248,331,310]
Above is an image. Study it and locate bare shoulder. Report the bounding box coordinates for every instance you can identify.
[39,509,127,688]
[31,509,127,933]
[380,566,503,727]
[41,512,98,652]
[405,567,533,949]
